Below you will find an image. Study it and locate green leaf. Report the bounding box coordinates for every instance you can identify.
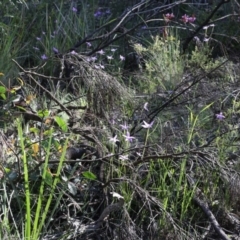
[43,130,53,136]
[0,93,6,100]
[4,168,11,173]
[54,116,68,132]
[37,109,49,118]
[0,86,6,94]
[29,127,40,134]
[16,105,26,112]
[82,171,97,180]
[45,171,53,186]
[0,86,6,99]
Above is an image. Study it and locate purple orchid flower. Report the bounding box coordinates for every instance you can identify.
[123,131,135,142]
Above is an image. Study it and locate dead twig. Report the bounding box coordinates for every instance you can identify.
[187,174,231,240]
[182,0,231,52]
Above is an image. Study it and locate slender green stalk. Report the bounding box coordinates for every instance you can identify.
[142,128,149,159]
[187,102,213,144]
[31,128,53,239]
[176,158,187,200]
[35,138,68,239]
[17,120,31,238]
[44,161,79,231]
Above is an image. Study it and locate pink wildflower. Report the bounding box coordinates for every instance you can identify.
[165,13,174,20]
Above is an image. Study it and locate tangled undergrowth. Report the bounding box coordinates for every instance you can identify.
[1,42,240,240]
[1,0,240,239]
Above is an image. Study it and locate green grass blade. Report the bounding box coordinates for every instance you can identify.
[32,128,53,239]
[17,120,31,238]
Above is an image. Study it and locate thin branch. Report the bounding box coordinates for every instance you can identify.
[187,175,231,240]
[182,0,231,52]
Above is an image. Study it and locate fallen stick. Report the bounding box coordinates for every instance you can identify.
[187,174,230,240]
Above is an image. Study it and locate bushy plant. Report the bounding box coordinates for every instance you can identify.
[134,34,184,92]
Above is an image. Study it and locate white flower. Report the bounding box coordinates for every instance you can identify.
[110,192,124,199]
[119,155,129,161]
[94,65,100,69]
[203,24,214,30]
[90,56,97,62]
[143,102,149,111]
[86,42,91,47]
[120,122,129,130]
[109,135,119,144]
[120,55,125,61]
[98,49,105,55]
[141,121,154,129]
[123,131,135,142]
